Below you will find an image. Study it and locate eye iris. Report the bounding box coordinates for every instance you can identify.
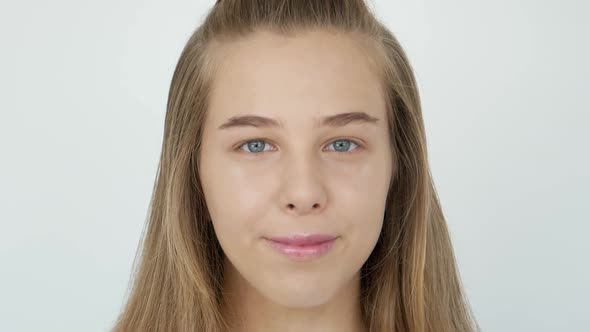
[333,139,351,152]
[245,139,353,153]
[247,140,266,153]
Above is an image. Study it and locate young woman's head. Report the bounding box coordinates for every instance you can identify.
[113,1,479,331]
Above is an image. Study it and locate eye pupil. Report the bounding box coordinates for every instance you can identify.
[247,140,265,153]
[333,139,351,152]
[242,139,356,154]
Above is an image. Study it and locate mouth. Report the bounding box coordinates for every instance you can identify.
[263,235,338,261]
[266,234,338,246]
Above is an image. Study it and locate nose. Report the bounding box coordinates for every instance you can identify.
[278,155,327,216]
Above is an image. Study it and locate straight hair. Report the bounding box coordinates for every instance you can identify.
[112,1,480,331]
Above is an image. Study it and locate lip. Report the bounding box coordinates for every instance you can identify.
[267,234,338,246]
[264,234,338,261]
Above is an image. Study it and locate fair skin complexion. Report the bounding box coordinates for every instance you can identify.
[199,29,393,332]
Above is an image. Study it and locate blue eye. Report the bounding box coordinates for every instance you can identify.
[236,138,362,155]
[239,139,274,154]
[326,139,358,153]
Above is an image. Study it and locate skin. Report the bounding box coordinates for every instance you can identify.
[199,29,393,332]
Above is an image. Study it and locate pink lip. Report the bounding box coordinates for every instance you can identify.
[264,234,338,261]
[267,234,337,246]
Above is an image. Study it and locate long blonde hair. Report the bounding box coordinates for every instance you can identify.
[112,1,480,331]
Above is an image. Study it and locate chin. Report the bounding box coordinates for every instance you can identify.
[268,290,334,309]
[257,277,338,308]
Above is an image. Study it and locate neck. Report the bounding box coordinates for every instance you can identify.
[221,259,367,332]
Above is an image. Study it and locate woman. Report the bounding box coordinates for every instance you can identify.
[112,0,480,331]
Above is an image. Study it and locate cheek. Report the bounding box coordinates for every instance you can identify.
[339,157,391,209]
[201,158,274,246]
[341,194,385,272]
[338,161,390,252]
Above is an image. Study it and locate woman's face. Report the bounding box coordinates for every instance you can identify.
[199,29,392,308]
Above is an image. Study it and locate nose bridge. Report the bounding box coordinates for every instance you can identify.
[278,145,327,215]
[284,147,319,183]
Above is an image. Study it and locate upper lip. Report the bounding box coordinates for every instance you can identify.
[266,234,338,246]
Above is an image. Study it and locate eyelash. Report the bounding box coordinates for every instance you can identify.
[234,137,364,156]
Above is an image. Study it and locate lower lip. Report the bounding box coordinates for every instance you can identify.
[265,238,336,261]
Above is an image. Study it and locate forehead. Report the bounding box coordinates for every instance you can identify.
[207,29,386,128]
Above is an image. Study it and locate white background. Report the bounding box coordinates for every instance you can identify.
[1,0,588,331]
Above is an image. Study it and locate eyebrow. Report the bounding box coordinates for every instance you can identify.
[217,111,380,130]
